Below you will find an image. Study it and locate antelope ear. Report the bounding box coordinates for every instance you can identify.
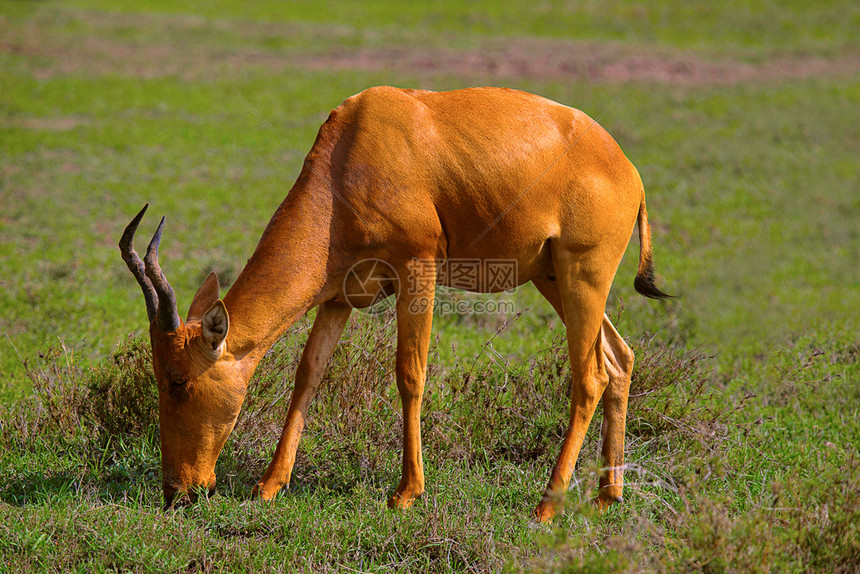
[201,300,229,352]
[187,272,220,322]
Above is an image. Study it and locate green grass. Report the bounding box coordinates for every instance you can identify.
[2,64,858,389]
[1,1,859,571]
[2,319,858,571]
[9,0,858,55]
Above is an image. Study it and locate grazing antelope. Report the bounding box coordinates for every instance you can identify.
[120,86,669,521]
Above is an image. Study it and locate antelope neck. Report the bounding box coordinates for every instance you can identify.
[222,183,333,376]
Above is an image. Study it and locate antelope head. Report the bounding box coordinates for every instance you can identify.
[119,204,246,508]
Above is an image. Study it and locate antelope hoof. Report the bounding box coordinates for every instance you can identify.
[533,496,564,523]
[594,491,624,511]
[533,488,566,523]
[251,482,280,501]
[387,488,422,510]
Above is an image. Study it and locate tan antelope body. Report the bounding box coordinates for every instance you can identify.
[120,86,669,521]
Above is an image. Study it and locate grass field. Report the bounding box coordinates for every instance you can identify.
[1,1,859,572]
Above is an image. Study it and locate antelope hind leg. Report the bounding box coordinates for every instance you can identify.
[596,314,633,508]
[533,252,614,522]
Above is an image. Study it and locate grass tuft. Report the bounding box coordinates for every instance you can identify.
[15,336,158,442]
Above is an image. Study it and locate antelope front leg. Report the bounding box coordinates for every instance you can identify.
[596,315,634,508]
[388,283,435,509]
[252,301,351,500]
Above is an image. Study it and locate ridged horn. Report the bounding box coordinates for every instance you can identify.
[144,215,181,332]
[119,204,158,323]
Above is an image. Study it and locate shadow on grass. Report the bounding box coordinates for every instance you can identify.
[0,468,154,507]
[0,463,401,514]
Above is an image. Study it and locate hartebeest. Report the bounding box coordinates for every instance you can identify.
[120,86,669,521]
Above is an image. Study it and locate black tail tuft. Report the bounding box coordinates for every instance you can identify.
[634,262,674,300]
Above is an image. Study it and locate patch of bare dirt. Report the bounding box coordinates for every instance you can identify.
[2,11,858,85]
[15,117,89,131]
[299,41,860,85]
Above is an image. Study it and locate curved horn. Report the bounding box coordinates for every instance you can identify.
[144,216,181,332]
[119,204,158,322]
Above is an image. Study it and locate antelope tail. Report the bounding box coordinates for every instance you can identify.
[634,190,673,300]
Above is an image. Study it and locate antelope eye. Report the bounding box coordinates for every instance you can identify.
[164,365,188,387]
[170,376,189,387]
